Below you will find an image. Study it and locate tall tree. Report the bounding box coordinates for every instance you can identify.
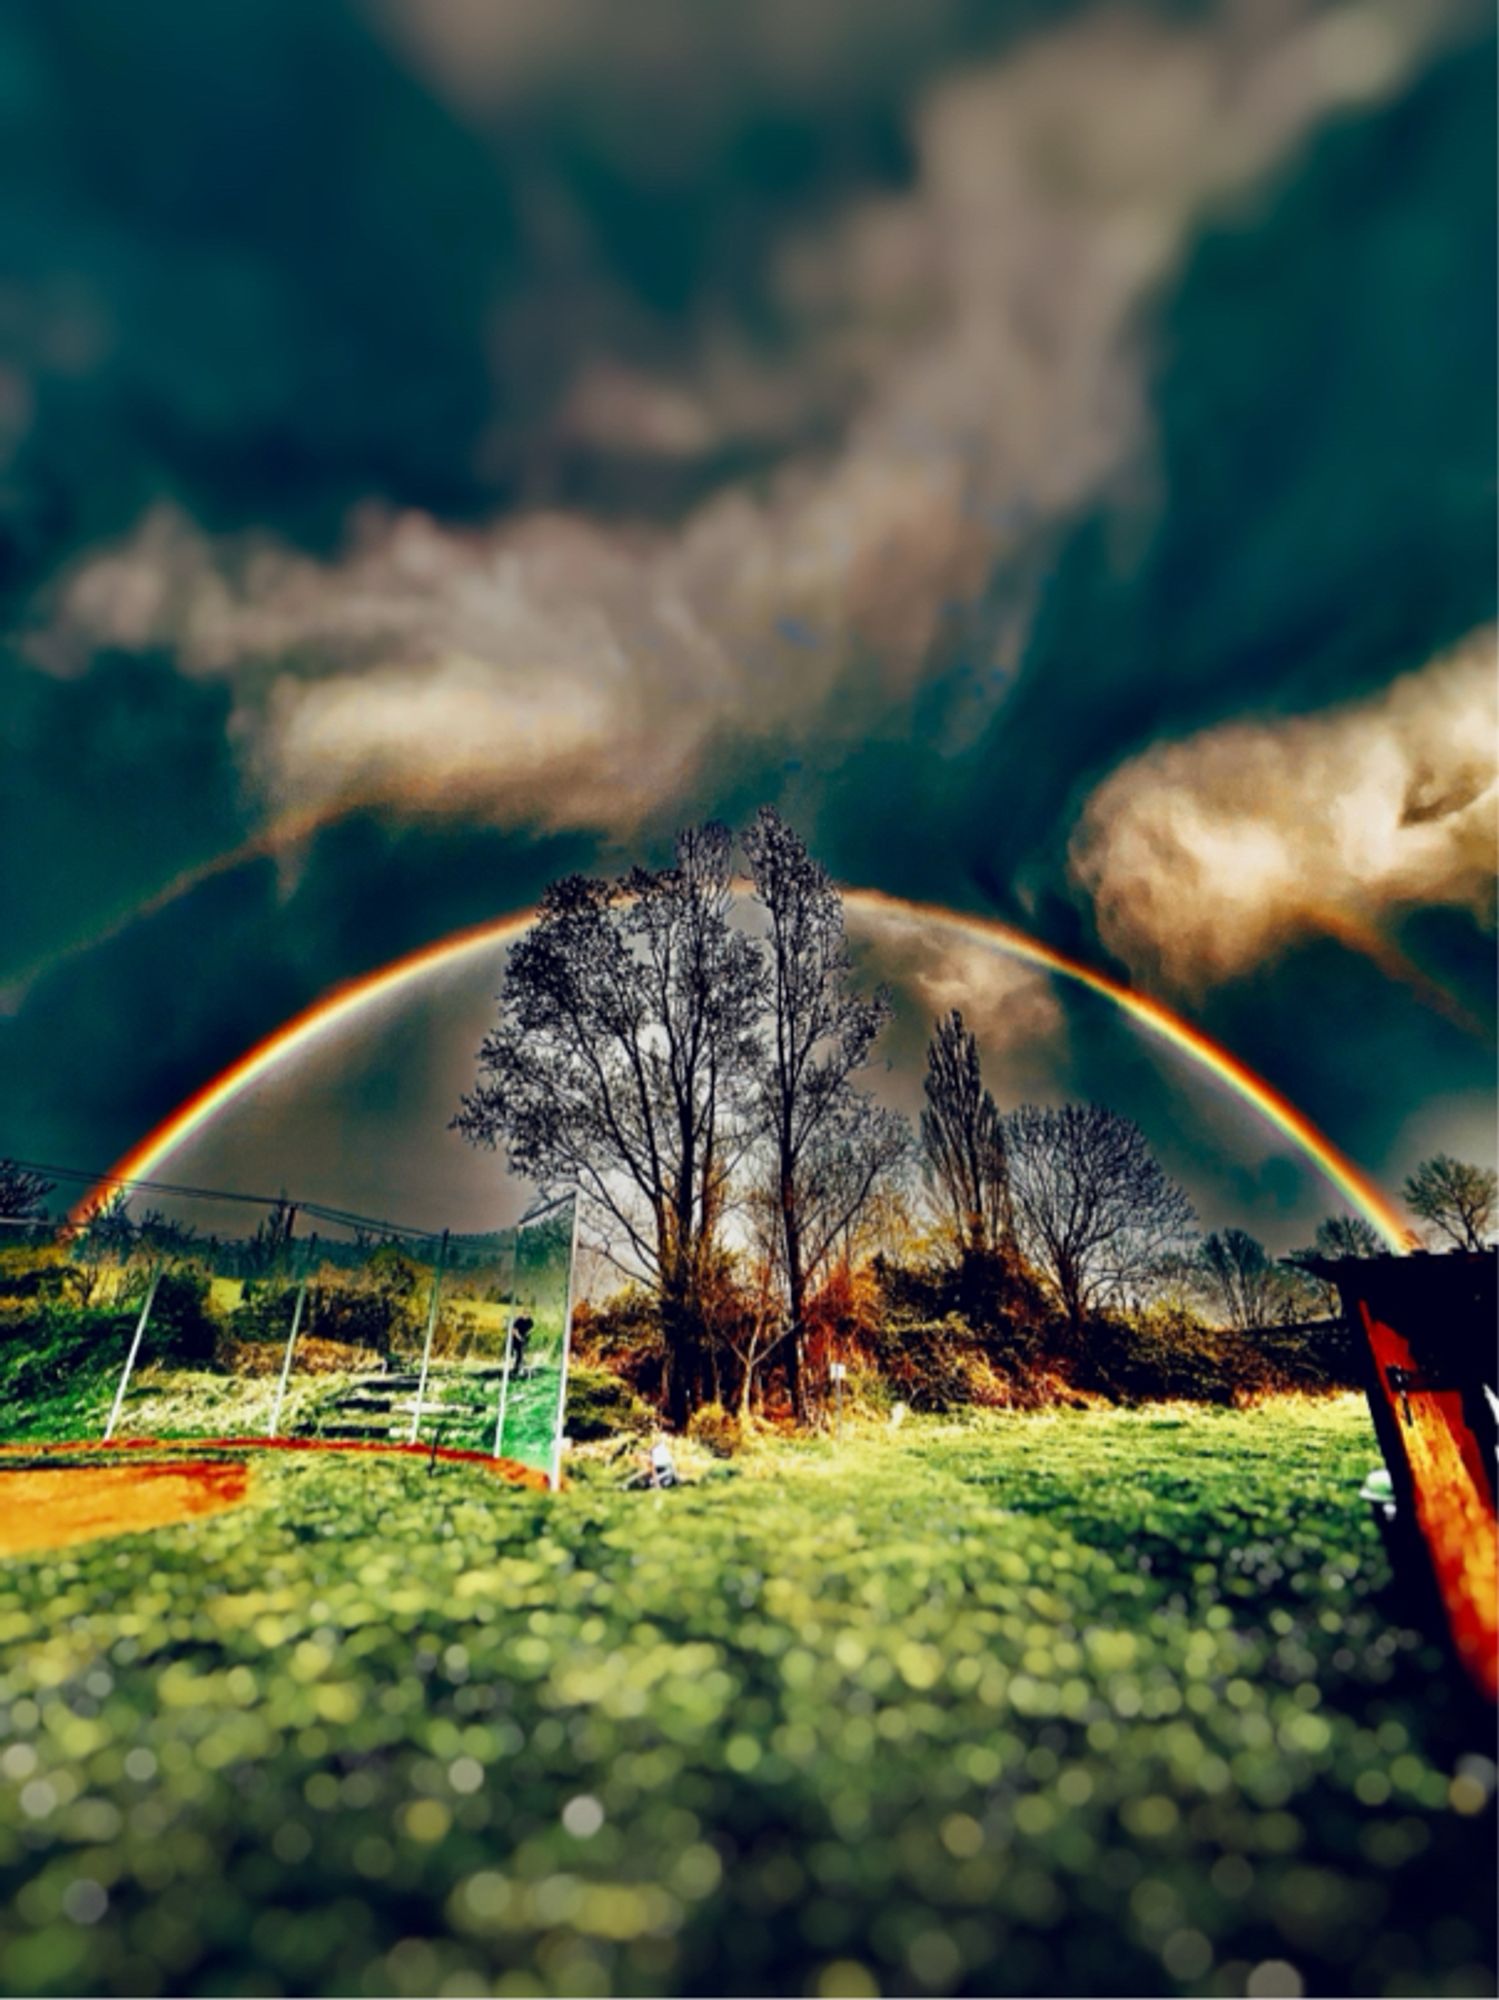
[1402,1155,1496,1251]
[1003,1102,1195,1329]
[920,1010,1012,1259]
[455,825,763,1427]
[742,807,893,1421]
[0,1160,54,1223]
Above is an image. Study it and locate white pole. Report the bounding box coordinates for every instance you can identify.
[492,1308,518,1460]
[267,1282,307,1439]
[548,1195,582,1492]
[409,1232,449,1445]
[104,1267,162,1442]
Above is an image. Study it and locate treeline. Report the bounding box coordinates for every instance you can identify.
[455,810,1497,1428]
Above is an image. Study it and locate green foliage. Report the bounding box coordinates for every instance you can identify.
[231,1278,307,1344]
[870,1310,989,1410]
[564,1364,654,1442]
[0,1245,85,1307]
[0,1265,222,1438]
[0,1404,1489,1998]
[0,1304,135,1422]
[235,1269,421,1357]
[869,1254,1050,1411]
[686,1400,742,1458]
[574,1288,668,1405]
[1082,1304,1362,1407]
[145,1267,217,1366]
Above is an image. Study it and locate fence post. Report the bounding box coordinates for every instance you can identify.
[409,1231,449,1445]
[548,1196,582,1492]
[267,1281,308,1439]
[492,1307,518,1461]
[103,1266,162,1442]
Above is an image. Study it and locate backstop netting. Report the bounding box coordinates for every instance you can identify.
[0,1186,580,1487]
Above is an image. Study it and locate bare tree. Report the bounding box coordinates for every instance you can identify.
[1195,1228,1284,1331]
[717,1219,791,1421]
[1308,1213,1385,1260]
[1003,1102,1196,1329]
[0,1160,54,1223]
[1402,1155,1497,1251]
[71,1192,138,1306]
[792,1096,911,1290]
[1287,1213,1385,1314]
[742,807,894,1421]
[920,1009,1012,1259]
[455,825,763,1428]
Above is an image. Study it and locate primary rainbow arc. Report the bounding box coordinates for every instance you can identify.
[83,889,1412,1248]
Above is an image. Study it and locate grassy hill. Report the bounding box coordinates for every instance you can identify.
[0,1401,1492,1997]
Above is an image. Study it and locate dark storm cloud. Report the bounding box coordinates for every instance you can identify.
[0,0,1087,605]
[1,812,595,1174]
[0,0,1491,1220]
[958,35,1496,912]
[0,644,247,977]
[24,1,1468,854]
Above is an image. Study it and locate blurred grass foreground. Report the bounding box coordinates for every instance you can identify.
[0,1400,1494,1997]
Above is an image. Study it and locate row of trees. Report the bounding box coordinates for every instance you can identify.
[454,809,1497,1427]
[454,813,908,1425]
[2,809,1489,1427]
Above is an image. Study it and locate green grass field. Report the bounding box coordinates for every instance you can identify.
[0,1401,1492,1998]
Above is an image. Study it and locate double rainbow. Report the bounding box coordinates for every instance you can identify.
[82,889,1413,1247]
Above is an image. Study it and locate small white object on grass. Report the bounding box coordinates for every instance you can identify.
[889,1401,908,1430]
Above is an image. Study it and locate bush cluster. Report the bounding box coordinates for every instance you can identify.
[1080,1303,1362,1407]
[0,1264,218,1425]
[685,1400,742,1457]
[0,1226,1368,1446]
[564,1364,654,1441]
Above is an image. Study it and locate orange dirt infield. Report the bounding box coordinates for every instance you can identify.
[0,1437,553,1556]
[0,1434,552,1484]
[0,1459,252,1555]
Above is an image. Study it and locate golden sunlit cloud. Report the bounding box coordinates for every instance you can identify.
[1069,627,1497,1000]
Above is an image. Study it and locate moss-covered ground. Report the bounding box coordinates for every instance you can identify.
[0,1400,1493,1997]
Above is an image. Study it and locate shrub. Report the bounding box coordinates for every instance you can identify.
[865,1243,1064,1410]
[0,1266,218,1417]
[564,1365,654,1441]
[233,1280,307,1345]
[687,1401,742,1458]
[0,1245,83,1305]
[236,1272,421,1357]
[573,1289,667,1405]
[148,1267,217,1366]
[1079,1303,1361,1406]
[863,1312,1046,1413]
[0,1305,137,1410]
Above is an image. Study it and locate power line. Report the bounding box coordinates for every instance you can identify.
[2,1157,447,1245]
[2,1155,571,1246]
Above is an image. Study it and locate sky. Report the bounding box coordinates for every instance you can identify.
[0,0,1493,1249]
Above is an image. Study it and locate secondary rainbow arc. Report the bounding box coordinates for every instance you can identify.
[80,890,1413,1248]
